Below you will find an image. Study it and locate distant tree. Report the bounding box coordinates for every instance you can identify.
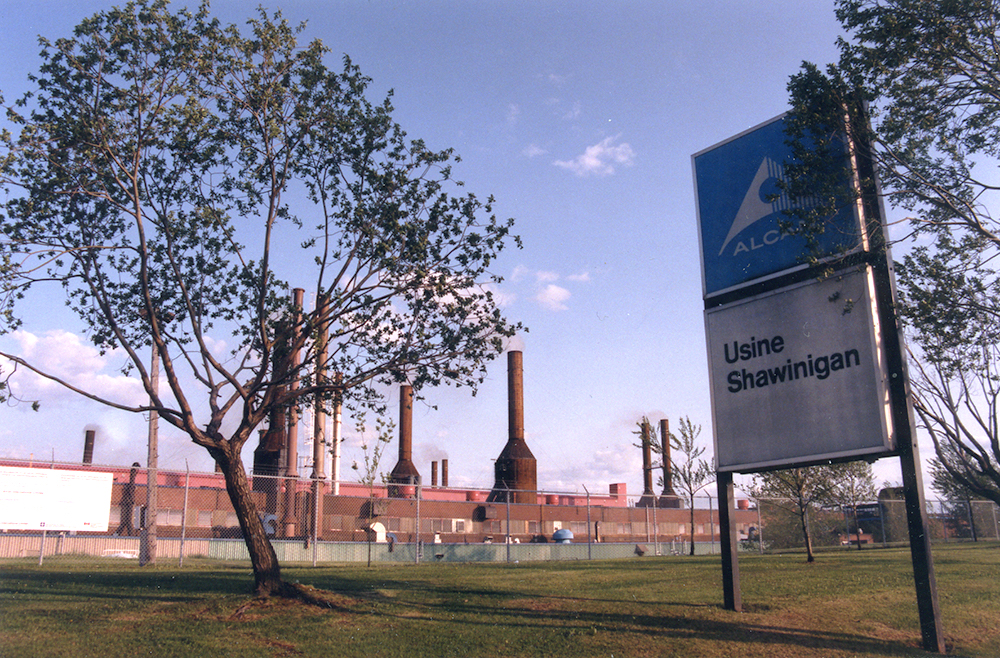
[668,416,713,556]
[351,413,394,568]
[781,0,1000,509]
[827,461,878,550]
[752,464,862,562]
[930,442,999,542]
[0,2,520,597]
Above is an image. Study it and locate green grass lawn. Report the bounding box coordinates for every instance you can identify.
[1,543,998,657]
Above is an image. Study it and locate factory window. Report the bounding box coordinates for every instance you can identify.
[387,518,401,532]
[327,515,342,530]
[454,520,466,533]
[425,519,451,533]
[570,521,588,535]
[156,509,184,526]
[197,511,212,527]
[527,521,539,534]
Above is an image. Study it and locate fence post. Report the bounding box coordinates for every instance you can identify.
[652,502,658,557]
[966,498,977,542]
[505,488,511,564]
[756,499,764,555]
[415,483,421,564]
[709,493,715,555]
[178,461,190,567]
[311,479,319,567]
[878,499,887,547]
[583,485,592,560]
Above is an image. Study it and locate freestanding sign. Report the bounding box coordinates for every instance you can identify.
[693,111,944,652]
[694,114,893,470]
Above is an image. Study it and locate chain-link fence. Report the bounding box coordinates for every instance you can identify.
[2,459,998,566]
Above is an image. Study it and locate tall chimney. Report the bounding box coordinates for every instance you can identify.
[637,418,656,507]
[442,458,449,488]
[658,418,681,508]
[487,351,537,504]
[431,461,438,487]
[82,429,95,464]
[388,384,421,497]
[312,294,329,480]
[282,287,304,538]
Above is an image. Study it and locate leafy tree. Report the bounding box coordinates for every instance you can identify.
[351,412,394,568]
[667,416,713,556]
[751,464,859,562]
[930,443,999,541]
[0,2,521,597]
[827,461,878,550]
[781,0,1000,508]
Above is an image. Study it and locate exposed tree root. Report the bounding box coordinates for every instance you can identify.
[229,582,354,621]
[278,581,352,609]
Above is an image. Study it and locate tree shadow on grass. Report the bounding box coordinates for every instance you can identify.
[0,566,252,603]
[299,574,925,657]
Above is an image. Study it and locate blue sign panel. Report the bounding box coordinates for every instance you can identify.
[693,114,862,297]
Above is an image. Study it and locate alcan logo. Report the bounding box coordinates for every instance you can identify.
[717,157,796,257]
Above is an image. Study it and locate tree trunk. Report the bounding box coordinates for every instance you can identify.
[689,500,696,556]
[219,453,283,596]
[800,505,815,563]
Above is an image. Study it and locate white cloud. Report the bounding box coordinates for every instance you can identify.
[535,284,571,311]
[522,143,547,158]
[510,264,531,283]
[506,103,521,127]
[553,135,635,177]
[508,267,593,312]
[1,330,145,407]
[562,101,582,121]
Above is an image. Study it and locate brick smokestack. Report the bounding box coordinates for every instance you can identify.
[82,429,96,464]
[637,418,656,508]
[388,384,420,497]
[658,418,681,508]
[431,461,438,487]
[442,458,449,488]
[487,351,537,504]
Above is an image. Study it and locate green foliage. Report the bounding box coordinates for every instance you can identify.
[0,0,521,441]
[0,0,521,592]
[666,416,713,556]
[784,0,1000,508]
[752,462,874,561]
[669,416,713,501]
[350,413,395,489]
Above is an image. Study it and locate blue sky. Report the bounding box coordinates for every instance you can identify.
[0,0,917,497]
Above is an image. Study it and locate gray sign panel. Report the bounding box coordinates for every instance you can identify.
[706,267,894,472]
